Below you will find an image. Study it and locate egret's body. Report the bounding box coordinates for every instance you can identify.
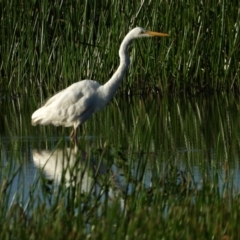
[31,27,169,138]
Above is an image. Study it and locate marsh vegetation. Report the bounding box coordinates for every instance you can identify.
[1,0,240,239]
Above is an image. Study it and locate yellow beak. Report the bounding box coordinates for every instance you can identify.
[146,30,169,37]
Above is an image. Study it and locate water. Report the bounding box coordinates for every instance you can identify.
[1,94,240,210]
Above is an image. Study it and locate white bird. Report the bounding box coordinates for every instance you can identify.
[31,27,169,138]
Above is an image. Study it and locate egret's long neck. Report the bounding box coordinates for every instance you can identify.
[101,36,132,102]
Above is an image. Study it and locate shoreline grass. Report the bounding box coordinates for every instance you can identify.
[1,141,239,239]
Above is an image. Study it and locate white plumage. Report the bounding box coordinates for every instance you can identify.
[31,27,169,138]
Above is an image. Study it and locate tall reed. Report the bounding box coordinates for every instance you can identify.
[0,1,239,97]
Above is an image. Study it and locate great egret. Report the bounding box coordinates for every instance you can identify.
[31,27,169,138]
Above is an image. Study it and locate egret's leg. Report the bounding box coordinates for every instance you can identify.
[70,128,77,145]
[70,128,76,139]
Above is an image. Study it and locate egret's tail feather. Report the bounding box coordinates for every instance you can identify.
[31,108,49,126]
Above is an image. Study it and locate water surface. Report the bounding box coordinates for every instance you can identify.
[1,94,240,209]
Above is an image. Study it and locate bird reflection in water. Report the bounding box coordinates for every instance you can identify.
[32,146,124,196]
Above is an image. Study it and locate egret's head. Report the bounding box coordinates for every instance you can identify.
[128,27,169,39]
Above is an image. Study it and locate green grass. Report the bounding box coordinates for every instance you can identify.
[1,94,240,239]
[1,1,240,239]
[1,142,240,239]
[0,1,240,96]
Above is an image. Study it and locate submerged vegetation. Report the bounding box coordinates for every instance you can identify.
[0,0,240,96]
[1,0,240,239]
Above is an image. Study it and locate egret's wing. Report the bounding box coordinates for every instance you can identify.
[32,80,101,126]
